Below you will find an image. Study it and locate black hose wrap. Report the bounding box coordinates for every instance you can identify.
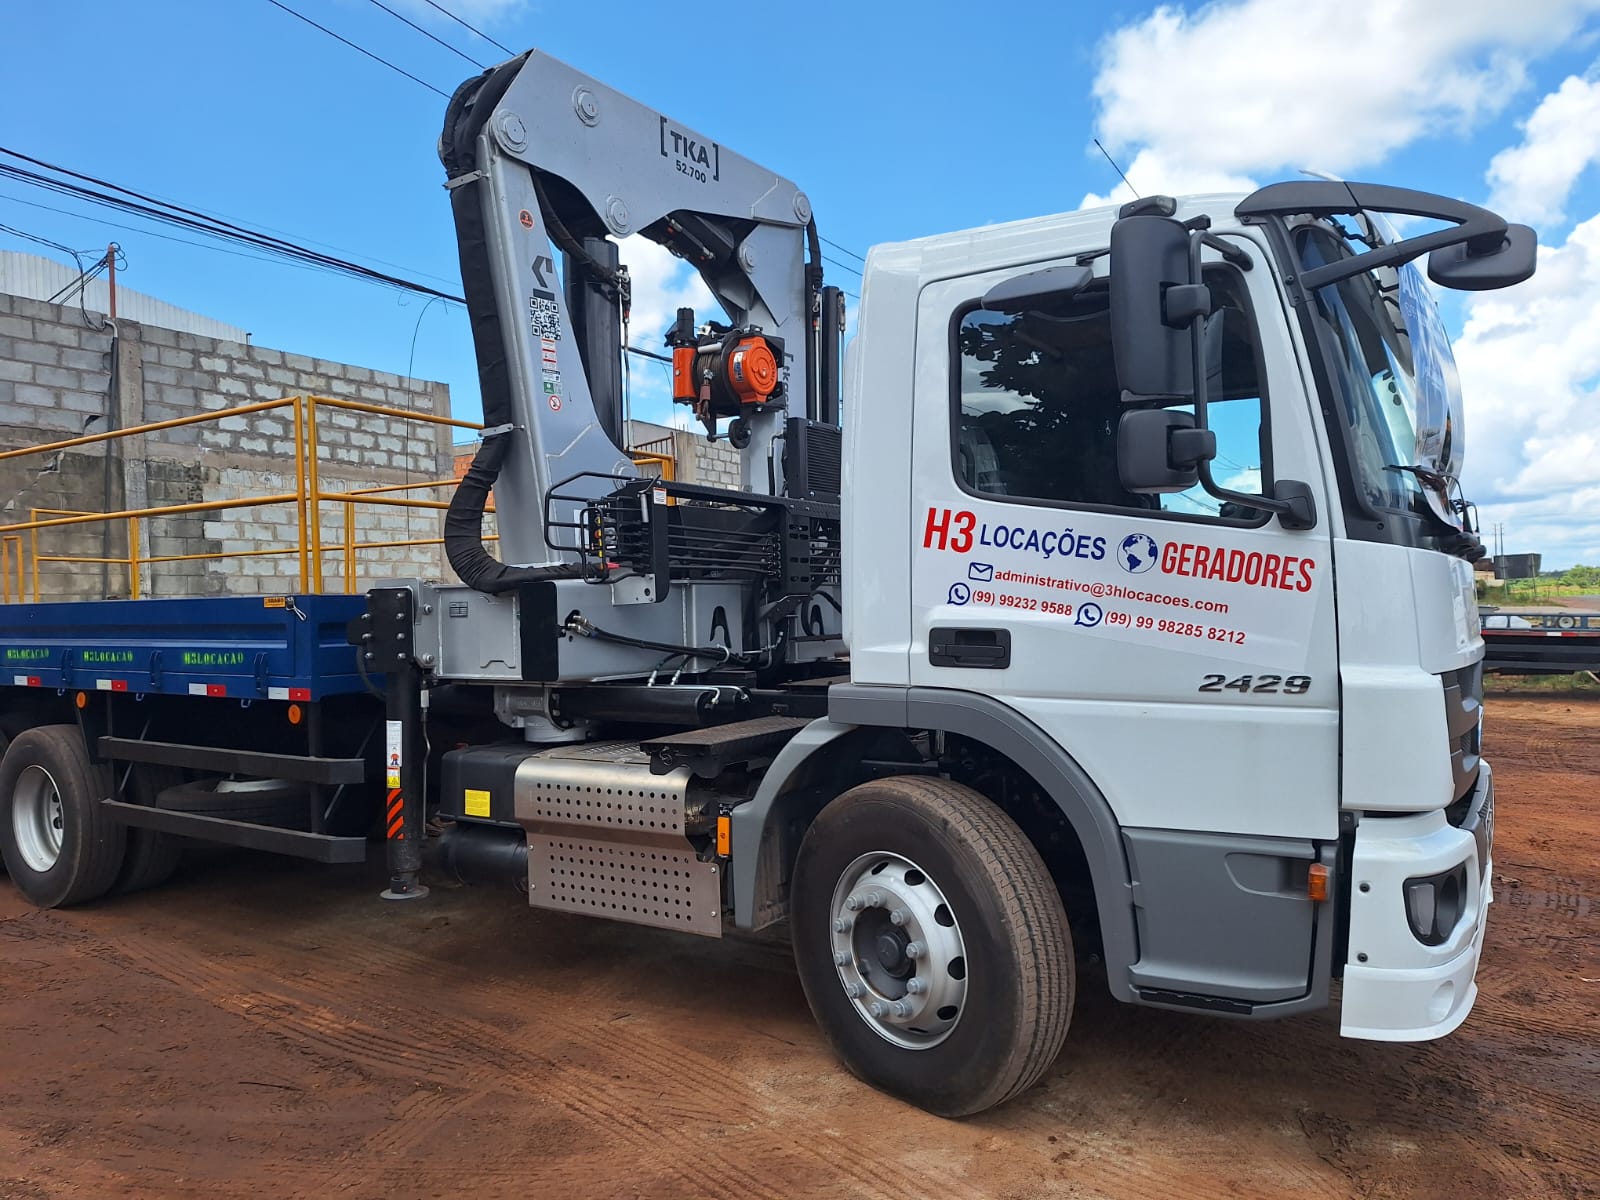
[439,58,584,595]
[444,435,579,593]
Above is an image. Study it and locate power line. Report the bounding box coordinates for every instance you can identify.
[261,0,874,286]
[821,252,862,277]
[820,235,865,264]
[0,150,466,303]
[45,245,120,305]
[0,220,90,263]
[263,0,450,98]
[10,161,461,291]
[0,189,344,274]
[0,218,105,325]
[420,0,515,57]
[366,0,485,69]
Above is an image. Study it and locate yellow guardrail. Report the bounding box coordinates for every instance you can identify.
[0,394,674,601]
[1,535,24,603]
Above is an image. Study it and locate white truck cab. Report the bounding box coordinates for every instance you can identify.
[837,185,1501,1041]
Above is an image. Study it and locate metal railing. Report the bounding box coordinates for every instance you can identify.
[0,395,475,601]
[0,535,23,603]
[0,393,677,602]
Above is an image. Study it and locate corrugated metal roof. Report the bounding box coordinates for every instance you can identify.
[0,249,251,344]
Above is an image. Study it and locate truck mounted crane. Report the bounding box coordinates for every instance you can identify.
[0,50,1531,1115]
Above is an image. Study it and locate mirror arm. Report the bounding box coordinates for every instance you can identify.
[1198,231,1252,270]
[1183,230,1310,528]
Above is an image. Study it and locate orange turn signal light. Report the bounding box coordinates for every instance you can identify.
[1308,863,1330,903]
[287,703,303,725]
[74,691,87,710]
[716,815,730,857]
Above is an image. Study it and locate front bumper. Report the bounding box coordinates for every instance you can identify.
[1339,760,1494,1041]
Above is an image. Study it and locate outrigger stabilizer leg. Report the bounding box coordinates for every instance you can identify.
[364,586,429,901]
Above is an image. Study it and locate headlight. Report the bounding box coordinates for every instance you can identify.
[1404,864,1467,946]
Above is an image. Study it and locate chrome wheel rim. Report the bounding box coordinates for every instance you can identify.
[13,764,65,873]
[829,852,968,1049]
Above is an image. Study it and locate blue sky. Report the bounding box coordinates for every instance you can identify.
[3,0,1599,564]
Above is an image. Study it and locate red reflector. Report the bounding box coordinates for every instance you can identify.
[26,676,40,687]
[206,683,228,697]
[111,679,128,692]
[289,687,311,702]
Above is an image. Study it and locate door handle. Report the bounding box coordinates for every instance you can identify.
[928,627,1011,669]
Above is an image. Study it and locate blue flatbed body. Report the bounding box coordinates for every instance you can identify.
[0,595,372,701]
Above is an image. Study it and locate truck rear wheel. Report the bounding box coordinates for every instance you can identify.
[112,764,186,895]
[0,725,127,908]
[791,776,1074,1117]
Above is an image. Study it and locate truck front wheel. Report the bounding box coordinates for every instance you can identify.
[0,725,127,908]
[791,776,1074,1117]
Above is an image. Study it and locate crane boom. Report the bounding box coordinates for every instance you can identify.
[439,50,826,575]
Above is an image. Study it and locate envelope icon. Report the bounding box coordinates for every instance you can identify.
[968,562,995,582]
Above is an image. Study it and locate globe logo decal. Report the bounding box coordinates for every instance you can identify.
[1118,533,1159,574]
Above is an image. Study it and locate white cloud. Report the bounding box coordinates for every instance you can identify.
[1083,0,1600,208]
[1080,148,1257,211]
[621,236,717,343]
[1080,2,1600,564]
[393,0,526,28]
[1454,211,1600,565]
[617,237,717,430]
[1485,71,1600,227]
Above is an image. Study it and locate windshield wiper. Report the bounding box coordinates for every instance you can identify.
[1385,463,1452,491]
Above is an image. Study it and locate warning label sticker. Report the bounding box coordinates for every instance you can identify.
[385,719,402,788]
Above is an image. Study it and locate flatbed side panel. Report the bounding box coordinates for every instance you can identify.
[0,595,373,699]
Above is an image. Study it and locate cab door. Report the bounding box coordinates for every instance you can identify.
[907,232,1340,843]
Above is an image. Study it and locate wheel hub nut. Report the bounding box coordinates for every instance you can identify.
[889,908,908,926]
[868,1001,886,1018]
[833,917,851,933]
[891,1001,911,1018]
[864,890,885,908]
[845,896,864,912]
[906,978,926,995]
[833,951,850,966]
[844,982,862,999]
[905,941,925,959]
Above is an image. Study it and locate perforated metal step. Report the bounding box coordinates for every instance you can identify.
[513,741,722,937]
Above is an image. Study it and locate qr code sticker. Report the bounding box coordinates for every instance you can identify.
[529,295,562,341]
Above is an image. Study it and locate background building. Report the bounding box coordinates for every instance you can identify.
[0,271,452,601]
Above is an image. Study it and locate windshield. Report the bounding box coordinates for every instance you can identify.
[1295,224,1465,528]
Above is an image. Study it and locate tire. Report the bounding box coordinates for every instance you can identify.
[0,725,127,909]
[791,776,1074,1117]
[0,724,10,879]
[111,764,185,895]
[155,778,312,831]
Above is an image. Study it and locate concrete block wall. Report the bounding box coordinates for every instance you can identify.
[624,420,742,489]
[0,290,453,600]
[0,295,125,600]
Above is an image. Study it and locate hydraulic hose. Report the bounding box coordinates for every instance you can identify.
[444,435,579,593]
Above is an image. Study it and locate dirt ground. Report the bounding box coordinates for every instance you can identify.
[1,697,1596,1200]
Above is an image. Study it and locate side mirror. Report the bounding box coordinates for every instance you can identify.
[1119,408,1216,493]
[1110,215,1206,400]
[1428,223,1537,291]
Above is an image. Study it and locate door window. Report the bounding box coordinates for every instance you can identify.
[953,270,1269,522]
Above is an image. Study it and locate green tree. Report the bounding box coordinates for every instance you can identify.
[1561,564,1600,589]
